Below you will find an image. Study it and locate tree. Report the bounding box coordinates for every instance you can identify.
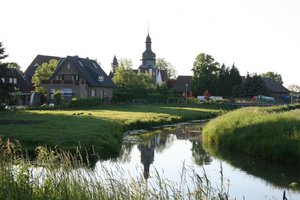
[191,53,219,96]
[7,62,22,74]
[261,71,283,84]
[0,42,14,103]
[112,58,155,95]
[156,58,177,79]
[288,84,300,93]
[32,59,59,94]
[234,73,269,97]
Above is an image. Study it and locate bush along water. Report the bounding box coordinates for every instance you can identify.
[202,104,300,164]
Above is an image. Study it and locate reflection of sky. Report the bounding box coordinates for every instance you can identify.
[95,136,300,200]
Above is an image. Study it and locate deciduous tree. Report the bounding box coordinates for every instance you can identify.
[156,58,177,79]
[32,59,58,94]
[191,53,219,96]
[261,71,283,84]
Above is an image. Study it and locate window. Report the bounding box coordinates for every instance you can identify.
[1,78,4,83]
[98,76,104,82]
[9,78,13,83]
[78,61,84,67]
[61,88,73,97]
[67,63,71,69]
[73,75,79,81]
[57,75,64,80]
[50,89,55,99]
[13,78,17,84]
[91,89,96,97]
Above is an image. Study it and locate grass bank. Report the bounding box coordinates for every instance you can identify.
[0,104,226,157]
[203,104,300,164]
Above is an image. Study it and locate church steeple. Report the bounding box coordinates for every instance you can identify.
[109,55,118,78]
[140,33,156,68]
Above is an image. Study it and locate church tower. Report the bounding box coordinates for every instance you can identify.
[140,34,156,68]
[109,55,118,78]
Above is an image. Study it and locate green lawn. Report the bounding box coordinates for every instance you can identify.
[0,104,224,157]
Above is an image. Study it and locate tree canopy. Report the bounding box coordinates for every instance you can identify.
[233,73,269,97]
[191,53,242,97]
[191,53,219,96]
[112,58,155,94]
[0,42,15,103]
[32,59,59,94]
[260,71,283,84]
[156,58,177,79]
[288,84,300,93]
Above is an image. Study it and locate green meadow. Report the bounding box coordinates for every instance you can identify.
[0,104,224,157]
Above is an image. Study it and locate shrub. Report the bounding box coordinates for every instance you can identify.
[52,90,63,105]
[70,97,102,107]
[167,97,185,104]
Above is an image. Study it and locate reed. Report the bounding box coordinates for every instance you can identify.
[0,139,228,200]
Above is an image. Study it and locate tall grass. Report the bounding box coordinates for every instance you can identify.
[0,139,228,200]
[203,104,300,164]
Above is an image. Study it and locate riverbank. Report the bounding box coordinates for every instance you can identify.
[203,104,300,164]
[0,104,226,157]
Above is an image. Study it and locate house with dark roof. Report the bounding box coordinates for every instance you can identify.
[41,56,115,102]
[167,75,192,96]
[263,78,290,100]
[0,67,32,105]
[23,55,61,89]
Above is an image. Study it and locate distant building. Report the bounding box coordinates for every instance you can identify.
[167,75,192,96]
[263,78,290,100]
[138,34,165,84]
[41,56,115,102]
[108,55,119,79]
[1,67,32,105]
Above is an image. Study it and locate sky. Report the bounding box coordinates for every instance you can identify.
[1,0,300,87]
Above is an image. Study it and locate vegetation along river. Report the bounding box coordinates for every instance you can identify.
[95,123,300,199]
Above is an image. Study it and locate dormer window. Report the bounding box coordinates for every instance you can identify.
[98,76,104,82]
[78,61,84,67]
[93,63,98,69]
[67,63,71,69]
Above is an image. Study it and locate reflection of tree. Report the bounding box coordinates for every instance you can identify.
[191,141,212,165]
[206,146,300,191]
[117,143,134,163]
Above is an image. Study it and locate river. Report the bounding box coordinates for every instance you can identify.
[94,123,300,199]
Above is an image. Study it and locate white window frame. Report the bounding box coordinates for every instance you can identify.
[13,78,17,84]
[98,76,104,82]
[9,78,13,83]
[91,89,96,97]
[1,78,4,83]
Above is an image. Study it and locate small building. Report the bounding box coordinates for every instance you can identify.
[41,56,115,102]
[1,67,32,105]
[263,78,290,100]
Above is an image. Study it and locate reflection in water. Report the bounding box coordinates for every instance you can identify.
[110,124,300,198]
[191,141,212,165]
[138,138,155,179]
